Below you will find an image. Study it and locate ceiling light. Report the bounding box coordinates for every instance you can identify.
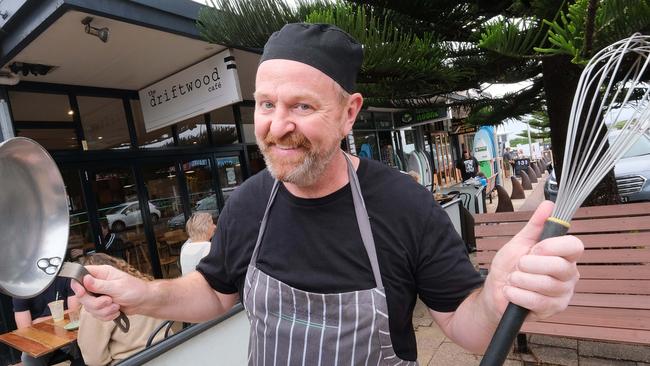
[162,134,169,138]
[98,136,103,140]
[8,62,55,77]
[81,16,109,43]
[67,110,74,115]
[123,184,134,189]
[185,170,195,174]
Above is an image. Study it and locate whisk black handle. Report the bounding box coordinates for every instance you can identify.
[480,219,569,366]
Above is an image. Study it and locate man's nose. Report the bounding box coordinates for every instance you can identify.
[269,105,295,137]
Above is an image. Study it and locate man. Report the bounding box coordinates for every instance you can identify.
[73,23,582,364]
[71,220,125,260]
[503,147,514,177]
[457,150,480,181]
[13,278,81,366]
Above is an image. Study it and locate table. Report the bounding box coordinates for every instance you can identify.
[0,313,77,358]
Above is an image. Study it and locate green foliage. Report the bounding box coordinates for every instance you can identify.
[479,17,547,58]
[535,0,650,63]
[534,0,588,62]
[509,137,530,147]
[305,4,446,79]
[197,0,332,48]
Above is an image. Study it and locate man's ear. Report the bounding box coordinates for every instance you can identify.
[342,93,364,135]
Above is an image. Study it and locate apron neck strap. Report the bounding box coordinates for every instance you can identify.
[250,152,384,289]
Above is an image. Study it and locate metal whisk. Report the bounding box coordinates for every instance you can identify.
[481,33,650,366]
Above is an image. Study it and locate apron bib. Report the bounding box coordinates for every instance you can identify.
[243,154,417,366]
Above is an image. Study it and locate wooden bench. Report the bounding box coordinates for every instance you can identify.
[474,201,650,346]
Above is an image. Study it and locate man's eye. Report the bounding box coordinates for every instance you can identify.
[295,104,311,111]
[262,102,274,109]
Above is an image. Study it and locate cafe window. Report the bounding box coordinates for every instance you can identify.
[353,131,380,160]
[239,106,255,143]
[354,111,373,130]
[9,91,79,151]
[210,106,239,145]
[16,128,80,150]
[131,100,175,149]
[177,115,209,146]
[373,112,394,130]
[78,96,131,150]
[8,91,74,122]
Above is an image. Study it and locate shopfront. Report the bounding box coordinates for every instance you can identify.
[0,0,266,284]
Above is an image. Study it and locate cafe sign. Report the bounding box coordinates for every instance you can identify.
[139,49,243,132]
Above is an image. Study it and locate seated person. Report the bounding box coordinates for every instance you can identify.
[77,253,170,366]
[71,221,126,261]
[13,277,82,366]
[180,212,216,275]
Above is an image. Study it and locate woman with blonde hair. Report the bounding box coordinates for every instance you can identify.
[77,253,169,365]
[180,212,216,275]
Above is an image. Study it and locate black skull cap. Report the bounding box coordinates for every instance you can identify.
[259,23,363,93]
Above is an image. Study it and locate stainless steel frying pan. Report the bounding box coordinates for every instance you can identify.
[0,137,129,332]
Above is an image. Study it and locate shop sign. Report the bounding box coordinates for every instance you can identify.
[395,108,448,128]
[139,49,243,132]
[450,120,477,135]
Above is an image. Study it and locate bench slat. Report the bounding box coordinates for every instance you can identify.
[533,306,650,331]
[476,232,650,250]
[473,202,650,223]
[477,248,650,265]
[478,264,650,280]
[475,216,650,236]
[521,322,650,345]
[576,280,650,295]
[570,293,650,309]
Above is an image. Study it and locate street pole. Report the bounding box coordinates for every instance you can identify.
[526,121,533,159]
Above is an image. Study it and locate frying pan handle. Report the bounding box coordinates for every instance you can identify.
[58,262,131,332]
[114,311,130,333]
[480,219,569,366]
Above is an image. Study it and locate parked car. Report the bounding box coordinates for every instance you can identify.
[167,194,219,229]
[544,132,650,202]
[105,202,161,232]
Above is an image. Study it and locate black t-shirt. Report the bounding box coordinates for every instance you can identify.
[12,277,72,320]
[197,158,483,361]
[457,157,479,181]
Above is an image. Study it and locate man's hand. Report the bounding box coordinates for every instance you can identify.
[482,201,583,323]
[71,265,148,321]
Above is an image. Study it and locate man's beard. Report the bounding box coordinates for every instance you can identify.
[258,131,339,187]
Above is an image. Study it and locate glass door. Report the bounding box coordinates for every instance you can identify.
[215,155,244,203]
[91,166,154,276]
[181,158,218,223]
[59,167,93,260]
[140,162,187,278]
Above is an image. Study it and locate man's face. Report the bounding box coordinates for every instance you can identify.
[464,152,470,159]
[254,59,353,186]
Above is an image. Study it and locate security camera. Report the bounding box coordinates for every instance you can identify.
[96,27,109,43]
[82,16,109,43]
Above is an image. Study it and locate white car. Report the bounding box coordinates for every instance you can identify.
[105,202,161,232]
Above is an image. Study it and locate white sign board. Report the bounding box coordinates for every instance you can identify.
[139,49,243,132]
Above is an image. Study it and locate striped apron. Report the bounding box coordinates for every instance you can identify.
[243,155,417,365]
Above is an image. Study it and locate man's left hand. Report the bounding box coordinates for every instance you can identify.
[481,201,584,323]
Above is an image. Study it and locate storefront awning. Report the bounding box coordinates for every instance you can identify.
[0,0,226,90]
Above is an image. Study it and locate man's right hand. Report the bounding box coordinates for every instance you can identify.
[71,265,148,321]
